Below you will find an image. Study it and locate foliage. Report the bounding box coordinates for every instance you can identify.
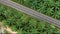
[0,1,60,34]
[12,0,60,20]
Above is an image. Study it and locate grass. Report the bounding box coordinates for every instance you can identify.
[0,2,60,34]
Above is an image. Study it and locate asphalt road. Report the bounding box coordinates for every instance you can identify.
[0,0,60,28]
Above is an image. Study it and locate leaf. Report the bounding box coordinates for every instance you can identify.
[29,19,37,28]
[0,6,4,15]
[30,29,38,33]
[38,21,46,29]
[17,29,22,34]
[20,14,29,23]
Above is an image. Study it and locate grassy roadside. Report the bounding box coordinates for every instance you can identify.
[11,0,60,20]
[0,3,60,34]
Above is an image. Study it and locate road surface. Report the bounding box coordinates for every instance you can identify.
[0,0,60,28]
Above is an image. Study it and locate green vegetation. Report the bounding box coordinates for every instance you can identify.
[0,4,60,34]
[0,1,60,34]
[12,0,60,20]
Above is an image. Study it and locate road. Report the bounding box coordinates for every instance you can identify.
[0,0,60,28]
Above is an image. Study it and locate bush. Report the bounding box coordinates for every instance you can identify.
[12,0,60,20]
[0,3,60,34]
